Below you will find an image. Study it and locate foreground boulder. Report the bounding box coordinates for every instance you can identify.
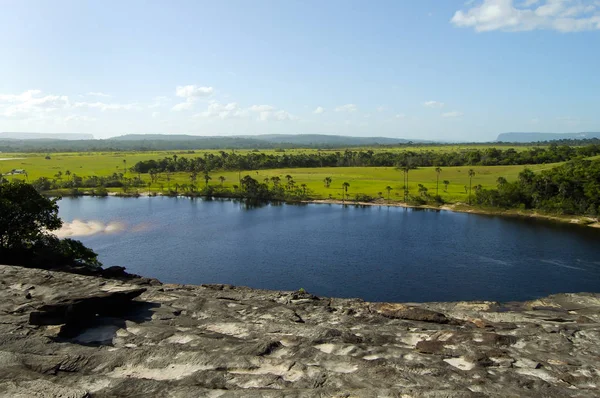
[0,264,599,397]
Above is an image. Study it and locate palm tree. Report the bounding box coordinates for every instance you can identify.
[496,176,507,188]
[123,159,127,175]
[385,186,393,200]
[270,176,281,187]
[402,166,410,202]
[264,177,270,185]
[189,171,197,191]
[285,174,293,184]
[323,176,332,188]
[435,167,442,196]
[300,183,307,195]
[219,176,226,186]
[468,169,475,205]
[443,180,450,192]
[342,182,350,201]
[203,171,211,187]
[65,170,71,182]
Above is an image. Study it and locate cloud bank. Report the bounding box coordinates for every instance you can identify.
[452,0,600,32]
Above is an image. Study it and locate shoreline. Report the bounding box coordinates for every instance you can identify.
[306,198,600,228]
[53,190,600,229]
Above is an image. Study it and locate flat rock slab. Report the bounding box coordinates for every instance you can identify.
[0,264,599,397]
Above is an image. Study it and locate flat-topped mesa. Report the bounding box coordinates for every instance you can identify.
[0,264,599,397]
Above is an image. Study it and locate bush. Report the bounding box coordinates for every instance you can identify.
[354,193,375,202]
[92,187,109,197]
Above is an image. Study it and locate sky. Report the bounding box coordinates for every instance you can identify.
[0,0,599,141]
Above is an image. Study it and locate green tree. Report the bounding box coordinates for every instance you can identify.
[0,181,100,269]
[468,169,476,205]
[219,176,226,186]
[0,181,62,250]
[385,185,393,200]
[435,167,442,196]
[342,181,350,201]
[203,171,211,187]
[324,176,332,188]
[443,180,450,192]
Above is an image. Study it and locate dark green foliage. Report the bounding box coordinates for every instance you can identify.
[0,181,62,249]
[474,159,600,216]
[131,145,600,174]
[0,181,101,269]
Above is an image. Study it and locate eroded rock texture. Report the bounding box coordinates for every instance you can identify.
[0,264,599,397]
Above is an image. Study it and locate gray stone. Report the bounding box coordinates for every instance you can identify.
[0,264,599,397]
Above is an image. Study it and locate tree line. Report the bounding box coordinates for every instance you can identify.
[474,158,600,216]
[131,144,600,174]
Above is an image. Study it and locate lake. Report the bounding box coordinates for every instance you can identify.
[57,196,600,303]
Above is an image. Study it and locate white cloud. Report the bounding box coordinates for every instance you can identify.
[451,0,600,32]
[335,104,358,112]
[442,111,464,118]
[423,100,445,108]
[249,104,276,112]
[86,92,111,98]
[196,101,248,119]
[74,101,140,111]
[175,85,214,98]
[313,106,325,114]
[149,96,170,108]
[0,90,42,103]
[172,85,214,111]
[258,110,296,121]
[249,104,296,121]
[172,101,194,111]
[395,113,406,119]
[195,102,296,121]
[0,90,70,117]
[376,106,388,112]
[64,115,96,123]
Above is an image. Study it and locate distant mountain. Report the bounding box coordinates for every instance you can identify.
[0,133,434,153]
[110,134,207,141]
[0,132,94,140]
[244,134,428,145]
[496,132,600,143]
[111,133,428,146]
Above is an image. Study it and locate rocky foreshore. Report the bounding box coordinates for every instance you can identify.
[0,264,599,397]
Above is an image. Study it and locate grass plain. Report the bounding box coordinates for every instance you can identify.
[0,145,565,203]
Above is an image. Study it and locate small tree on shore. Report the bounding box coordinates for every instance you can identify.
[342,182,350,201]
[468,169,476,205]
[435,167,442,196]
[385,186,393,200]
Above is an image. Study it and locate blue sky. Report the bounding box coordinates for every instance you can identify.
[0,0,599,141]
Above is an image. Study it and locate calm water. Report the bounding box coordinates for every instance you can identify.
[57,197,600,303]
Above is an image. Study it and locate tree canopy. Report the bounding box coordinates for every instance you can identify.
[0,181,101,269]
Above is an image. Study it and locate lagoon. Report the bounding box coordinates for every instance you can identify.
[57,196,600,303]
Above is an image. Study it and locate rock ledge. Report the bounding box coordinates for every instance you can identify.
[0,264,599,397]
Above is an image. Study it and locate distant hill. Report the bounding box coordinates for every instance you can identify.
[248,134,427,145]
[111,133,428,146]
[0,132,94,140]
[497,132,600,143]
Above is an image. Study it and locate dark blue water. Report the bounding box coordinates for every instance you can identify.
[57,197,600,303]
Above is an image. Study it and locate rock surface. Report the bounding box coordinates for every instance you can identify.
[0,264,599,397]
